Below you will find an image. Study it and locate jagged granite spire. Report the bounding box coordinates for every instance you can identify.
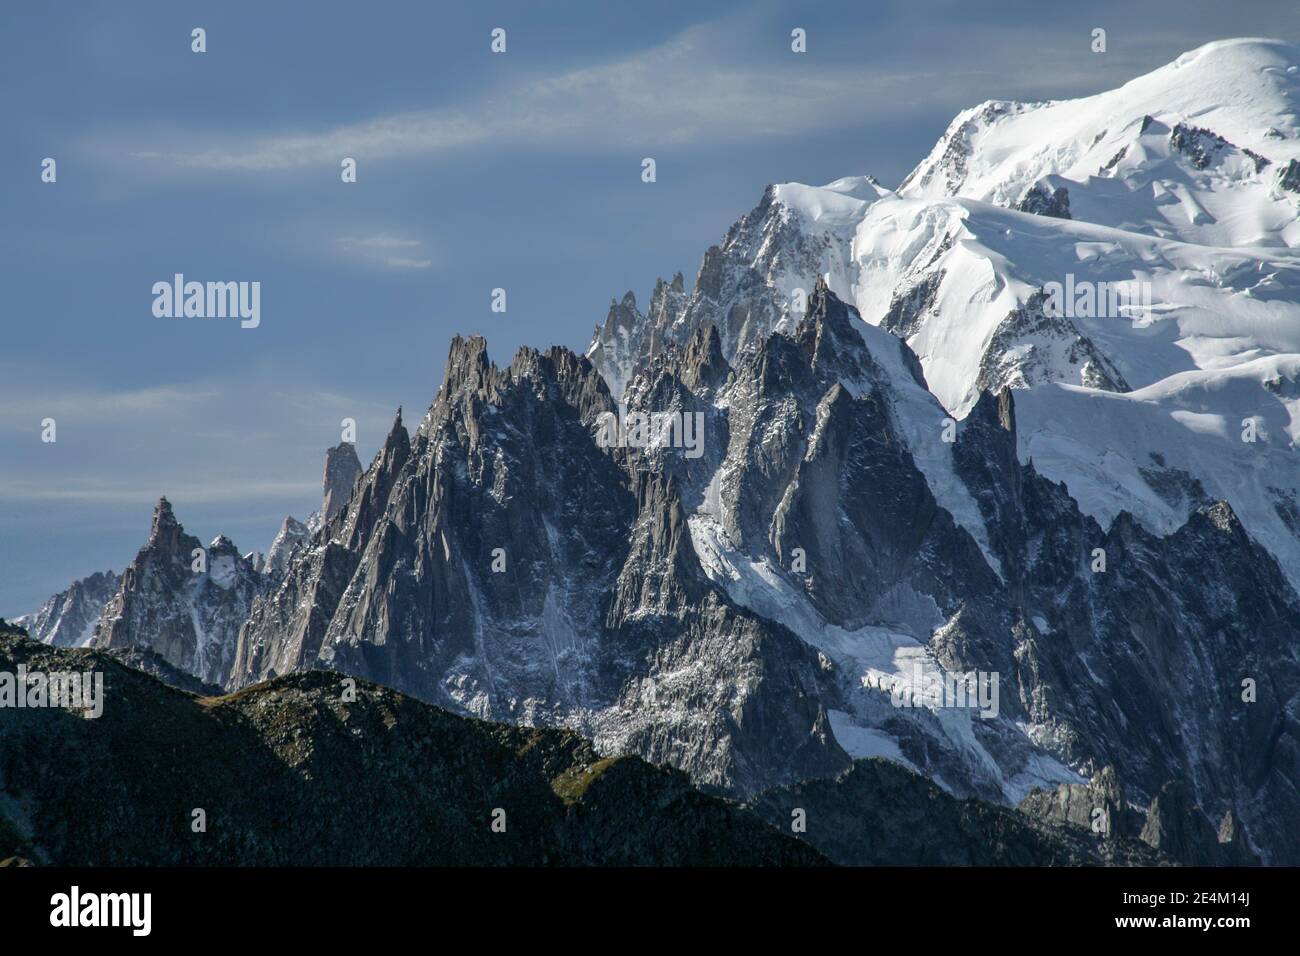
[322,441,363,522]
[90,498,268,686]
[148,496,184,551]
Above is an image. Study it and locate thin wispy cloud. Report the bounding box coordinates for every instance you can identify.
[0,385,219,430]
[337,234,434,270]
[111,23,1006,173]
[0,478,320,506]
[339,234,423,249]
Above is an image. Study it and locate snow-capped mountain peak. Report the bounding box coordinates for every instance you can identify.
[586,37,1300,598]
[908,38,1300,173]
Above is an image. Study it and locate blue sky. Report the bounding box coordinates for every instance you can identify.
[3,0,1298,615]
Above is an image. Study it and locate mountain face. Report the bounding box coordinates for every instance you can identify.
[232,351,849,797]
[88,498,267,687]
[15,570,118,648]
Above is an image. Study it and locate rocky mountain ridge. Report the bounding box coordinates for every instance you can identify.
[16,569,119,648]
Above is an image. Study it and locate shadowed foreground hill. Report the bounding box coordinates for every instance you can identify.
[0,627,1159,866]
[0,630,819,866]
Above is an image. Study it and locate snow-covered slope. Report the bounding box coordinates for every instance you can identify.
[873,37,1300,589]
[899,39,1300,248]
[877,39,1300,404]
[1016,357,1300,589]
[850,193,1300,412]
